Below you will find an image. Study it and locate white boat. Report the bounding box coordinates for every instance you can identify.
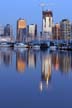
[32,44,40,50]
[14,43,28,48]
[50,46,57,51]
[0,42,11,47]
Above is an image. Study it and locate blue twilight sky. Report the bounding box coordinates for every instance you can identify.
[0,0,72,35]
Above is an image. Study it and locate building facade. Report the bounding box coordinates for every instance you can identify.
[42,10,53,39]
[52,23,61,40]
[27,24,37,40]
[0,25,4,36]
[60,19,72,40]
[16,18,26,42]
[71,23,72,38]
[4,24,13,37]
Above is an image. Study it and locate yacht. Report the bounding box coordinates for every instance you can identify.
[14,42,28,48]
[0,42,11,47]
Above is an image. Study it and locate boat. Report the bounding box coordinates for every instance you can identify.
[32,44,40,50]
[14,43,29,48]
[50,46,57,51]
[0,42,12,47]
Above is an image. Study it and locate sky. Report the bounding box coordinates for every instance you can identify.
[0,0,72,35]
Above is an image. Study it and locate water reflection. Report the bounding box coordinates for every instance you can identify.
[52,52,72,73]
[16,49,26,73]
[27,50,36,69]
[0,48,72,91]
[40,52,52,91]
[1,49,72,107]
[0,49,12,66]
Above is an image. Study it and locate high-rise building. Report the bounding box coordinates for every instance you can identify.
[60,19,71,40]
[71,24,72,39]
[4,24,13,37]
[16,18,27,42]
[42,10,53,39]
[27,24,37,40]
[0,25,4,36]
[52,23,61,40]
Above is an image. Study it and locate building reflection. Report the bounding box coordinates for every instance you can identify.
[40,51,72,92]
[71,53,72,70]
[40,53,52,91]
[59,53,71,73]
[0,50,12,66]
[27,50,36,69]
[52,53,60,71]
[0,48,72,92]
[16,50,26,73]
[52,52,72,73]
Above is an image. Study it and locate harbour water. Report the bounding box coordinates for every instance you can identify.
[0,48,72,107]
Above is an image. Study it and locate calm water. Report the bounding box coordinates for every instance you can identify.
[0,48,72,108]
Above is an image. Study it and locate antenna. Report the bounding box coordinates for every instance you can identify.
[40,3,46,11]
[40,2,55,10]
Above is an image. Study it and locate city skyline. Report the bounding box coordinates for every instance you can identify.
[0,1,72,107]
[0,0,72,35]
[0,16,72,42]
